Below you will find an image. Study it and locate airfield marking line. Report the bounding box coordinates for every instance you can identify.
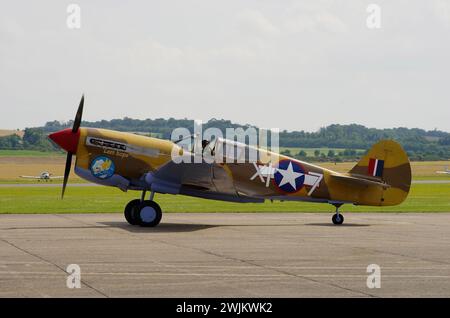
[47,214,290,297]
[49,212,191,283]
[355,245,450,266]
[317,220,450,266]
[356,225,450,243]
[1,271,450,279]
[49,214,251,296]
[312,217,450,269]
[2,226,112,230]
[49,263,450,270]
[45,214,379,297]
[64,214,266,297]
[0,240,51,297]
[4,213,225,297]
[301,223,450,270]
[148,235,378,298]
[47,213,188,283]
[1,260,449,271]
[324,224,450,244]
[207,224,377,296]
[0,261,46,265]
[206,225,379,297]
[0,237,109,298]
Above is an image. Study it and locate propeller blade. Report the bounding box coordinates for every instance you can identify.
[61,152,73,199]
[60,94,83,198]
[72,94,84,133]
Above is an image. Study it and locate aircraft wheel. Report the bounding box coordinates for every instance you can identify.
[134,200,162,227]
[332,213,344,225]
[124,199,141,225]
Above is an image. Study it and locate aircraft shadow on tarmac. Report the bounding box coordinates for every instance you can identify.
[304,223,370,227]
[100,222,317,233]
[100,222,219,233]
[1,223,216,233]
[101,222,371,232]
[2,222,370,233]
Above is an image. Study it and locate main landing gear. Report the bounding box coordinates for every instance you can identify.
[124,190,162,227]
[332,203,344,225]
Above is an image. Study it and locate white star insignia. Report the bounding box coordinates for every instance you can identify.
[277,162,304,190]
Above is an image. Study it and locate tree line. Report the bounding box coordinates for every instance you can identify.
[1,118,448,161]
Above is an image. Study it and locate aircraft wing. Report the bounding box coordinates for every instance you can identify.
[331,174,391,188]
[20,176,41,179]
[152,160,215,190]
[48,176,64,179]
[151,160,263,202]
[151,154,243,193]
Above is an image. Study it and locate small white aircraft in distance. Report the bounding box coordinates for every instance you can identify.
[20,171,64,182]
[436,166,450,175]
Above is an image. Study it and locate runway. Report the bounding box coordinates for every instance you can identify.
[0,183,98,187]
[1,212,450,297]
[411,180,450,184]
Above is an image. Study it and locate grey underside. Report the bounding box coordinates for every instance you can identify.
[75,160,345,205]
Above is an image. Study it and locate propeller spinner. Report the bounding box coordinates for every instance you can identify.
[48,95,84,198]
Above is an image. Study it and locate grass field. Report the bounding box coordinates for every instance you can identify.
[0,150,63,157]
[0,130,24,138]
[0,155,81,183]
[0,183,448,214]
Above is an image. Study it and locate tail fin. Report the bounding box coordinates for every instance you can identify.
[349,140,411,205]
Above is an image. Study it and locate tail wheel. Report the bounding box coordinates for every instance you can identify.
[332,213,344,225]
[124,199,141,225]
[133,200,162,227]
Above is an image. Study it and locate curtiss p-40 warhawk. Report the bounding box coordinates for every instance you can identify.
[49,96,411,227]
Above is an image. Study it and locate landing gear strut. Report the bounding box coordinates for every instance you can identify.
[124,190,162,227]
[332,204,344,225]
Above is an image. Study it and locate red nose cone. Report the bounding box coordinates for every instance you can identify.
[49,128,80,153]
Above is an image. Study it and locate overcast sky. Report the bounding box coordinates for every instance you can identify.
[1,0,449,132]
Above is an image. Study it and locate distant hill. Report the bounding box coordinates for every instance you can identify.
[1,118,449,161]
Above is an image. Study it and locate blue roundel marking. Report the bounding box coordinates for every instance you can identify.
[90,156,115,179]
[273,160,305,193]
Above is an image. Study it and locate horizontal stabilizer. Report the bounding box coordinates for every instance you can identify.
[331,174,390,188]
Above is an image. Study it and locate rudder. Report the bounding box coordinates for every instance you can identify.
[349,140,411,205]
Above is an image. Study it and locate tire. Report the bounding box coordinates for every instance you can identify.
[332,214,344,225]
[124,199,141,225]
[133,200,162,227]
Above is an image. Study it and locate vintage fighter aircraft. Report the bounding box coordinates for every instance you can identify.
[436,167,450,175]
[49,96,411,226]
[20,171,64,182]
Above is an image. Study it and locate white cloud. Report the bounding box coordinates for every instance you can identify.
[283,12,347,33]
[236,9,280,36]
[433,0,450,28]
[315,12,347,33]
